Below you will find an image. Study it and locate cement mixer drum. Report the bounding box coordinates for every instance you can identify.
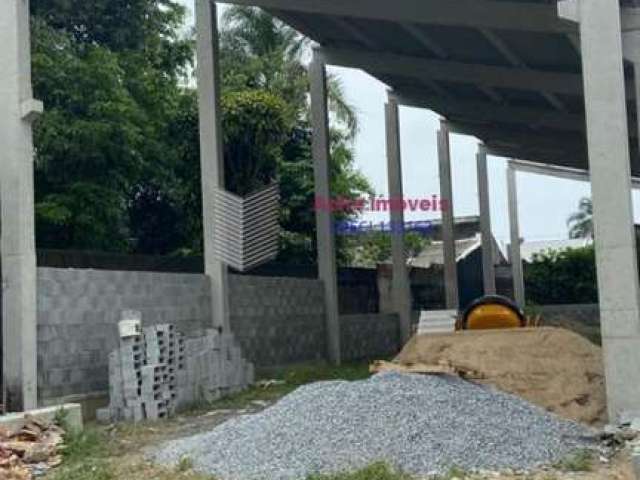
[462,295,525,330]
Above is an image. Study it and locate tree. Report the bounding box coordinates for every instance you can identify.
[30,2,372,264]
[344,231,430,268]
[30,0,196,253]
[524,246,598,304]
[32,20,148,251]
[220,6,359,138]
[164,89,293,254]
[218,6,372,264]
[30,0,192,61]
[568,197,594,239]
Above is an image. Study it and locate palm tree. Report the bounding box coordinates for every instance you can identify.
[567,197,594,239]
[220,6,359,138]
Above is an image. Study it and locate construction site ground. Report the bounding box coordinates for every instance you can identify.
[42,329,634,480]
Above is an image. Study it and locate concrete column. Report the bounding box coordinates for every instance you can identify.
[309,50,341,365]
[385,95,412,344]
[506,164,525,308]
[195,0,229,331]
[476,144,496,295]
[565,0,640,421]
[437,121,458,310]
[0,0,39,411]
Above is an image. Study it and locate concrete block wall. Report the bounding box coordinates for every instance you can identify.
[536,303,600,325]
[37,268,212,402]
[228,275,327,366]
[536,303,601,344]
[340,314,400,362]
[36,268,405,404]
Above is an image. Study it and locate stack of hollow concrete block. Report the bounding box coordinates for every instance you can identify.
[98,323,254,423]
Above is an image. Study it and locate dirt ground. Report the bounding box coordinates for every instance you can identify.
[41,357,634,480]
[396,327,607,425]
[47,406,637,480]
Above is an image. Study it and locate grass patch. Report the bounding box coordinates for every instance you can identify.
[44,362,370,480]
[306,462,413,480]
[200,361,370,411]
[554,449,594,472]
[177,455,195,473]
[47,425,216,480]
[440,466,470,479]
[48,427,114,480]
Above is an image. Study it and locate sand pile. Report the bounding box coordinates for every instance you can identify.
[396,327,606,425]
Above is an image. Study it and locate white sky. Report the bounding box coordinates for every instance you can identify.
[180,1,640,248]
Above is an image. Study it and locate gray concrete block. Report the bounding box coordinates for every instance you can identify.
[0,404,83,434]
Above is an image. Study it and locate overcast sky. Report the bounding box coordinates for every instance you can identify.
[179,1,640,248]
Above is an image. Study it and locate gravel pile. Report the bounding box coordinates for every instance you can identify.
[151,373,596,479]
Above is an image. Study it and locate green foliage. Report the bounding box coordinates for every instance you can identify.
[176,456,194,473]
[53,407,70,431]
[524,246,598,305]
[222,90,292,195]
[219,6,371,263]
[344,231,430,267]
[306,462,412,480]
[432,466,470,480]
[30,1,371,260]
[49,427,113,480]
[220,6,358,138]
[50,459,114,480]
[32,20,146,250]
[30,0,193,68]
[553,449,594,472]
[31,0,195,253]
[567,197,593,239]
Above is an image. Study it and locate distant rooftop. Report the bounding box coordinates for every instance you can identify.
[517,238,593,262]
[411,233,507,268]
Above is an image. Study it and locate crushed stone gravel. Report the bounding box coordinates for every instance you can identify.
[150,373,597,479]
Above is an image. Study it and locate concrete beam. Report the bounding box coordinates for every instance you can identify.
[385,95,412,344]
[444,122,587,154]
[397,27,503,104]
[196,0,230,331]
[224,0,577,33]
[568,0,640,421]
[321,47,586,97]
[478,28,566,112]
[559,0,640,32]
[0,0,38,412]
[309,50,341,365]
[477,145,496,295]
[485,144,583,170]
[396,92,585,132]
[437,122,459,311]
[510,158,640,189]
[401,23,449,59]
[332,17,377,49]
[506,165,525,308]
[443,121,588,170]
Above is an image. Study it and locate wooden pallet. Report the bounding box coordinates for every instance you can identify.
[370,360,484,380]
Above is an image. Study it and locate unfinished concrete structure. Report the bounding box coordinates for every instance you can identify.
[3,0,640,421]
[1,0,41,412]
[210,0,640,421]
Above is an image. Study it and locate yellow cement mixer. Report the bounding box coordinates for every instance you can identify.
[461,295,525,330]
